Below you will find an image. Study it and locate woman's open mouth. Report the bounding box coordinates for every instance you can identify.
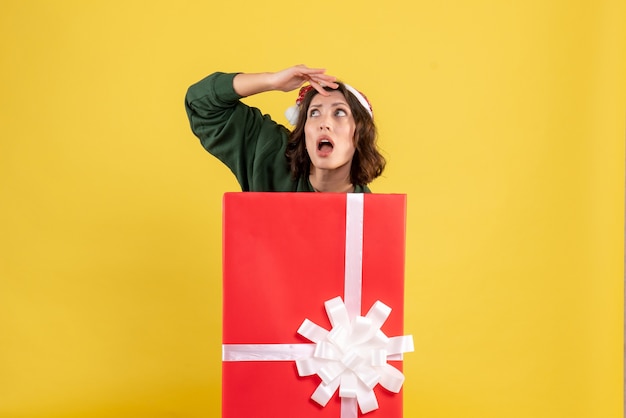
[317,137,334,156]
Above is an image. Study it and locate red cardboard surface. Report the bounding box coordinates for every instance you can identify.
[222,193,407,417]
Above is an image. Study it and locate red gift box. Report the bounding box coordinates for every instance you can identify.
[222,192,411,417]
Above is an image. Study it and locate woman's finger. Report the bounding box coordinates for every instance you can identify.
[290,65,339,94]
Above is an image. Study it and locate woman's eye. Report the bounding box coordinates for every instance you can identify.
[309,109,320,117]
[335,109,347,117]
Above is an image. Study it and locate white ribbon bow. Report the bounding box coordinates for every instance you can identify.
[296,296,414,414]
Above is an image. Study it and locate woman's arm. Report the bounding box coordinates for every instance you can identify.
[232,65,338,97]
[184,66,338,191]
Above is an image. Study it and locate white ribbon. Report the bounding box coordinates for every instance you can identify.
[222,343,315,361]
[222,194,413,416]
[344,193,364,319]
[295,296,414,415]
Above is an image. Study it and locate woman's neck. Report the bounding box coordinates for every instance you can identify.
[309,165,355,193]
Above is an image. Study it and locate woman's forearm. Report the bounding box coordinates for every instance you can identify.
[232,72,276,97]
[233,65,338,98]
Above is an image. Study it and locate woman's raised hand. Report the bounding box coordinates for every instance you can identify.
[232,65,339,98]
[270,65,339,95]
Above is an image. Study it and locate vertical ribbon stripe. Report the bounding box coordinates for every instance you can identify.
[344,193,364,320]
[342,193,364,418]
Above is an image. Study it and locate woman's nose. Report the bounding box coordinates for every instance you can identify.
[319,115,330,130]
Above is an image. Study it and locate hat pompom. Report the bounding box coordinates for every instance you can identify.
[285,104,300,126]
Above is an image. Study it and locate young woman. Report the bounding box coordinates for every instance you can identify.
[185,65,385,193]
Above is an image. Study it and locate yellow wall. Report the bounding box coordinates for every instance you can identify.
[1,1,624,417]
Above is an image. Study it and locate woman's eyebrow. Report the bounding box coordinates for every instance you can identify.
[310,102,348,108]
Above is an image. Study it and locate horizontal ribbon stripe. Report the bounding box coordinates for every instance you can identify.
[222,343,315,361]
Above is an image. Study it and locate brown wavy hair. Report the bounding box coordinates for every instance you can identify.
[285,83,386,186]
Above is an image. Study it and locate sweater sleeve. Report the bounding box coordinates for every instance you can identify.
[184,72,290,191]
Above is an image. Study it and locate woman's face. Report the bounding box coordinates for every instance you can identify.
[304,90,356,173]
